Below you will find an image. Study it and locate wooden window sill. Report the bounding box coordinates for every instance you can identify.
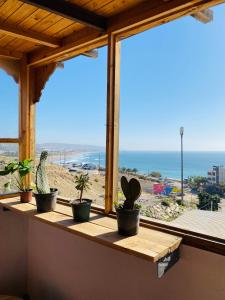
[0,197,181,263]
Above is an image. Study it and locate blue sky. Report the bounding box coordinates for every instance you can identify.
[1,3,225,151]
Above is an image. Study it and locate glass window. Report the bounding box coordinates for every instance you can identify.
[0,143,19,193]
[0,69,19,138]
[36,47,107,207]
[117,5,225,239]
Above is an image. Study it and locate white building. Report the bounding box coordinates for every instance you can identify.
[207,166,225,185]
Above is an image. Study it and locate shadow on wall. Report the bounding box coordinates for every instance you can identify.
[0,208,28,296]
[30,283,66,300]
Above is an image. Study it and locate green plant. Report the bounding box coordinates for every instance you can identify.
[75,173,91,203]
[150,171,162,178]
[188,176,207,191]
[198,192,221,211]
[116,176,142,209]
[0,159,33,191]
[36,151,50,194]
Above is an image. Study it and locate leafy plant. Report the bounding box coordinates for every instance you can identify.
[75,173,91,203]
[150,171,162,178]
[36,151,50,194]
[0,159,33,192]
[198,192,220,211]
[188,176,207,192]
[115,176,142,210]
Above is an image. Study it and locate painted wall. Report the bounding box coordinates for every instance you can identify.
[0,210,225,300]
[0,209,27,297]
[27,219,225,300]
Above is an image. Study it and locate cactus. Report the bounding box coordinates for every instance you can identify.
[36,151,50,194]
[121,176,141,209]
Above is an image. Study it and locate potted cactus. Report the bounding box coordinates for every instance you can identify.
[0,159,33,203]
[115,176,142,236]
[71,173,92,222]
[34,151,58,212]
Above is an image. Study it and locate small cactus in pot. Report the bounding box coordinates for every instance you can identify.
[34,151,58,212]
[70,173,92,222]
[115,176,142,236]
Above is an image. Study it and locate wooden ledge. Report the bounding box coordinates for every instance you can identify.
[0,197,181,263]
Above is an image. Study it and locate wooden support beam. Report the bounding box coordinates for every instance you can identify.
[28,28,107,66]
[105,34,120,214]
[20,0,107,31]
[0,46,22,60]
[108,0,225,38]
[82,49,98,59]
[28,0,224,67]
[19,57,36,164]
[0,138,19,143]
[0,58,20,83]
[0,22,60,48]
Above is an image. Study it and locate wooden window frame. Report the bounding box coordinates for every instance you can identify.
[1,12,223,256]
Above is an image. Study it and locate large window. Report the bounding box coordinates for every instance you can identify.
[117,5,225,239]
[0,70,18,137]
[0,144,19,193]
[0,70,19,194]
[36,47,107,207]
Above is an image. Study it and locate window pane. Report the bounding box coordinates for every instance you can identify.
[0,144,19,193]
[0,69,18,137]
[118,5,225,239]
[36,48,107,207]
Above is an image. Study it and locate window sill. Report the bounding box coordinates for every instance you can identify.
[0,196,181,263]
[58,196,225,257]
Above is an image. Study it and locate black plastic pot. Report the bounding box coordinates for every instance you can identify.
[34,188,58,212]
[116,207,140,236]
[71,199,92,222]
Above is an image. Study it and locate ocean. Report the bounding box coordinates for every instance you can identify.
[66,151,225,180]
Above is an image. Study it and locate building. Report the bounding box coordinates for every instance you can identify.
[208,165,225,184]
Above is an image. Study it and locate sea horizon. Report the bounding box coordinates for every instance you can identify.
[58,150,225,180]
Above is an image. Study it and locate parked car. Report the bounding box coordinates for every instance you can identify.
[82,163,96,170]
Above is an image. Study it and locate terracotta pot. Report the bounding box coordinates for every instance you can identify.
[20,190,33,203]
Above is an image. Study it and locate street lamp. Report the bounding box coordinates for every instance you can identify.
[180,127,184,203]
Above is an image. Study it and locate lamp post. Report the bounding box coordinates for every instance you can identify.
[180,127,184,203]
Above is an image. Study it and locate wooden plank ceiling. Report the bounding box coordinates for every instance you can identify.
[0,0,142,54]
[0,0,224,64]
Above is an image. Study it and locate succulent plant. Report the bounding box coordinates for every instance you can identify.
[120,176,141,209]
[36,151,50,194]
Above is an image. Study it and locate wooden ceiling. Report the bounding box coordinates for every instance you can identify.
[0,0,143,54]
[0,0,224,66]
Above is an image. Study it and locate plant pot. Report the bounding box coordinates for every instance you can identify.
[20,189,33,203]
[71,199,92,222]
[34,188,58,212]
[116,207,140,236]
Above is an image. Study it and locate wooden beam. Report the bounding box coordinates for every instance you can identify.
[19,57,36,164]
[0,47,22,60]
[28,0,224,67]
[105,34,120,214]
[0,138,19,143]
[20,0,107,31]
[28,28,107,66]
[0,22,60,48]
[108,0,225,37]
[0,58,20,83]
[82,49,98,59]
